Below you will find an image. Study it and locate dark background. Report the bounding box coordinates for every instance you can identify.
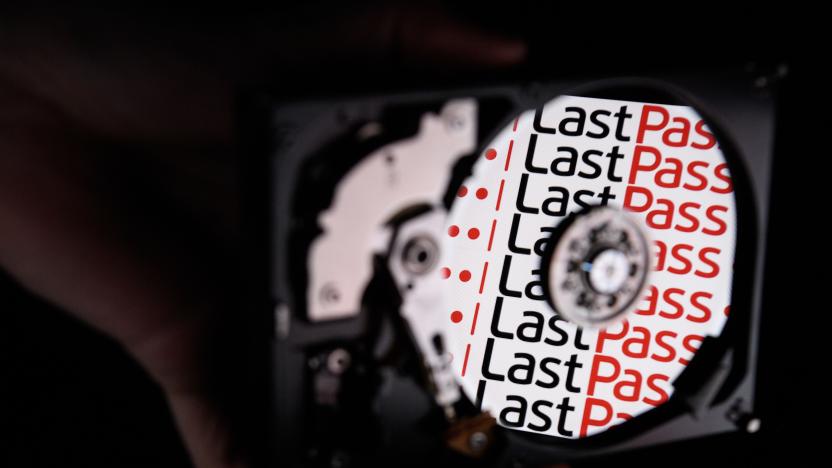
[0,3,823,467]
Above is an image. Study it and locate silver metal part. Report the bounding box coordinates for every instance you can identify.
[274,302,291,340]
[547,206,651,328]
[327,348,352,375]
[307,99,477,321]
[388,210,462,414]
[468,432,488,453]
[401,235,440,276]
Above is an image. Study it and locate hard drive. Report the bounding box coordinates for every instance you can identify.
[244,67,777,467]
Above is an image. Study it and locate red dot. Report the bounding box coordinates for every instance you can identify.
[459,270,472,282]
[451,310,463,323]
[440,267,451,279]
[467,228,480,239]
[457,185,468,197]
[476,188,488,199]
[448,225,460,237]
[485,148,497,160]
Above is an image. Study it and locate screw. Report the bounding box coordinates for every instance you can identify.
[327,348,351,375]
[401,235,439,275]
[726,400,760,433]
[746,417,761,433]
[446,115,466,131]
[320,283,340,304]
[468,431,488,453]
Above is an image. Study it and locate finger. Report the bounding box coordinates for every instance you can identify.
[269,3,527,69]
[0,33,234,144]
[168,390,247,468]
[0,4,525,144]
[384,3,528,67]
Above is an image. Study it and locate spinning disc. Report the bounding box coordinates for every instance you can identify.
[439,94,737,439]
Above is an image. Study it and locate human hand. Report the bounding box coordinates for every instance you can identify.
[0,4,525,467]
